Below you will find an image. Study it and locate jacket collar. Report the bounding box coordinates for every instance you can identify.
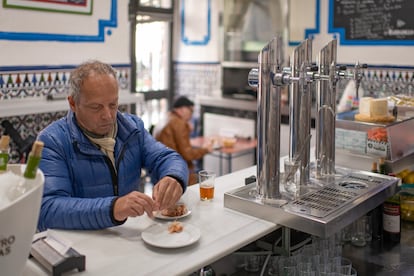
[66,110,140,154]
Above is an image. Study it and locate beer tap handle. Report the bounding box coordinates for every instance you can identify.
[310,65,319,72]
[248,68,259,88]
[354,62,368,99]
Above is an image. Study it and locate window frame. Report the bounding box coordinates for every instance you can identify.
[129,0,175,105]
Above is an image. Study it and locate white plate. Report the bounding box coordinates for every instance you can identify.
[154,210,192,220]
[141,223,201,248]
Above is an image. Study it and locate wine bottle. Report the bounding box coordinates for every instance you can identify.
[369,161,382,241]
[378,157,387,175]
[382,193,401,243]
[0,135,10,173]
[23,141,44,179]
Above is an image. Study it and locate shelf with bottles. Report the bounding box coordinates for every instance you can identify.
[360,69,414,98]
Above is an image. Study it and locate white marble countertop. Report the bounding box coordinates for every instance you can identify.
[23,166,279,276]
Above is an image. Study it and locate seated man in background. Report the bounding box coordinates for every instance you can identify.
[154,96,212,185]
[37,60,188,231]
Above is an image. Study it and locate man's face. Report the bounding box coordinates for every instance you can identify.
[177,105,194,122]
[69,73,119,136]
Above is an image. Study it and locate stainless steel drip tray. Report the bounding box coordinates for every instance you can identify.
[224,168,399,238]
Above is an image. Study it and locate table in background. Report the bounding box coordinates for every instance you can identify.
[191,136,257,175]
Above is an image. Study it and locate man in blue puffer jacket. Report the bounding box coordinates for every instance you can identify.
[37,60,188,231]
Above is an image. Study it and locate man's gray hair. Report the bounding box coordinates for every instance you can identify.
[69,60,118,103]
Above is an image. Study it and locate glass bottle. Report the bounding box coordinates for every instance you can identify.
[23,141,44,179]
[382,193,401,243]
[0,135,10,173]
[371,161,378,173]
[378,158,387,175]
[369,160,382,241]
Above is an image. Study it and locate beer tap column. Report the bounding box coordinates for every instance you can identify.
[315,39,338,178]
[255,37,285,201]
[288,39,313,185]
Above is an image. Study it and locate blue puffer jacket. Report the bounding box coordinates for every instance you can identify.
[37,110,188,231]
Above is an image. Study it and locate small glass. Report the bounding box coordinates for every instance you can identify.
[283,158,301,196]
[282,266,297,276]
[198,170,215,201]
[351,216,367,247]
[267,255,280,276]
[349,267,358,276]
[245,255,260,272]
[341,224,353,244]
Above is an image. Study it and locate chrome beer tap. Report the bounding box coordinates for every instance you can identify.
[309,40,367,179]
[253,36,285,202]
[248,38,315,200]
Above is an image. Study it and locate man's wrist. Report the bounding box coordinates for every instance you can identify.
[110,197,127,225]
[166,174,186,192]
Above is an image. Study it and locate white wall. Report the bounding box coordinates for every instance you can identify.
[174,0,414,67]
[173,0,221,62]
[0,0,413,68]
[0,0,129,66]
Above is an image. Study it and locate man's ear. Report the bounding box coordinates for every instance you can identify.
[68,96,76,111]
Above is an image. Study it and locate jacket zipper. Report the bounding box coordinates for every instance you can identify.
[110,140,129,196]
[103,156,119,196]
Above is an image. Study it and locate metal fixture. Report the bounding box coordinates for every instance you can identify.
[226,37,397,238]
[255,36,284,202]
[225,168,397,237]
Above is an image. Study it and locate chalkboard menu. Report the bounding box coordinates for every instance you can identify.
[332,0,414,41]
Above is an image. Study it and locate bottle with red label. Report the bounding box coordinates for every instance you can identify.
[382,193,401,243]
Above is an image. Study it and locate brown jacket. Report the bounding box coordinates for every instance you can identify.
[155,112,208,185]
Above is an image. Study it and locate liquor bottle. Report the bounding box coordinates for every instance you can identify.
[371,161,378,173]
[378,158,387,175]
[0,135,10,173]
[379,160,401,244]
[23,141,44,179]
[382,193,401,243]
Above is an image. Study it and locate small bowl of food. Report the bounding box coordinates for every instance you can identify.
[155,203,191,220]
[222,137,237,148]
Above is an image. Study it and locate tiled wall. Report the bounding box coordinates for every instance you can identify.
[0,65,131,163]
[336,67,414,109]
[174,63,221,100]
[360,69,414,97]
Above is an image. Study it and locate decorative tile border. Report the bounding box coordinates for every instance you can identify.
[0,65,130,100]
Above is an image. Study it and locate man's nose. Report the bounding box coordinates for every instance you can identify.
[101,107,113,119]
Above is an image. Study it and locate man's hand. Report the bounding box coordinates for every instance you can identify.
[203,143,213,153]
[152,176,183,211]
[113,191,156,221]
